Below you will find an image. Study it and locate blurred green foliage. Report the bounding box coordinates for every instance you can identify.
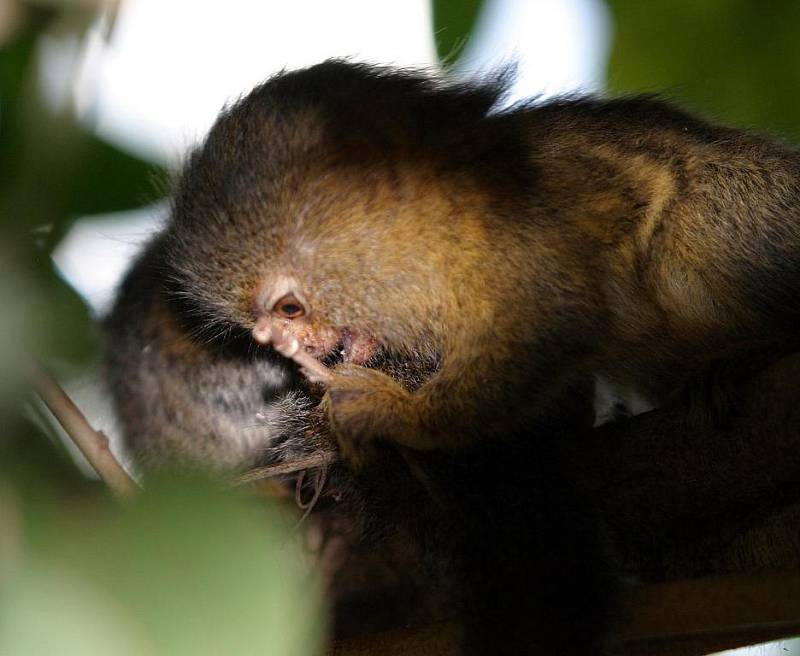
[606,0,800,141]
[0,476,323,656]
[0,7,320,655]
[0,4,166,369]
[431,0,486,66]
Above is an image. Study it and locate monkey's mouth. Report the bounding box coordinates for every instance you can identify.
[321,328,378,366]
[257,316,378,367]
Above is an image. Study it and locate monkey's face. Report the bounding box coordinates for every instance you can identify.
[249,273,378,364]
[165,161,467,369]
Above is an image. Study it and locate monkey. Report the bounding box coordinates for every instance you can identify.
[160,60,800,470]
[104,233,313,473]
[105,192,611,656]
[105,60,800,654]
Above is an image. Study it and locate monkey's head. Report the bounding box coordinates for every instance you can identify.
[164,148,451,365]
[162,60,520,364]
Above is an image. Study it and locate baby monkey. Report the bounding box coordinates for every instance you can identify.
[164,60,800,464]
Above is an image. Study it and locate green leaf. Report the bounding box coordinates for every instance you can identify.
[0,561,153,656]
[0,8,166,369]
[606,0,800,141]
[0,9,166,245]
[431,0,486,67]
[48,133,167,250]
[0,6,59,186]
[7,479,324,656]
[69,135,167,217]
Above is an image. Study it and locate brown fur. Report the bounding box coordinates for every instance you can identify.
[163,62,800,462]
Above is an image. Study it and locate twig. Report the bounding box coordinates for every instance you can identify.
[232,451,339,487]
[258,322,333,384]
[33,367,140,499]
[289,346,334,384]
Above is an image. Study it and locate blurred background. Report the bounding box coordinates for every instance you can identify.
[2,0,800,654]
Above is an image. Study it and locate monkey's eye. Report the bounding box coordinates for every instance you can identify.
[273,294,305,319]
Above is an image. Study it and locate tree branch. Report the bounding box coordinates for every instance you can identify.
[232,451,338,487]
[33,367,140,499]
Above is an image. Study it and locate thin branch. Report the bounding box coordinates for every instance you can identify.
[33,367,140,499]
[329,571,800,656]
[290,347,334,384]
[232,451,338,487]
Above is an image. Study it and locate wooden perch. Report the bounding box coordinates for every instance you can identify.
[330,571,800,656]
[616,570,800,655]
[33,367,140,499]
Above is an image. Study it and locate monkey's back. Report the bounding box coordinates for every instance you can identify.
[513,96,800,387]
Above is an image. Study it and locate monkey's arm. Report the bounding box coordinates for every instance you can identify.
[325,328,591,463]
[323,249,600,461]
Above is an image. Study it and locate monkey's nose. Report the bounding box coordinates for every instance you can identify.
[252,318,302,361]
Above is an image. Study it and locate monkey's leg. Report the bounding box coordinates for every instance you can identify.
[323,364,422,467]
[323,333,588,467]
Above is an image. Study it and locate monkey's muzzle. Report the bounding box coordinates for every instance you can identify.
[252,316,377,367]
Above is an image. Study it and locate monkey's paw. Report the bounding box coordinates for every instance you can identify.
[325,364,418,469]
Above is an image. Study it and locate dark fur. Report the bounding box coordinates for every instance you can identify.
[107,61,800,654]
[105,235,309,472]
